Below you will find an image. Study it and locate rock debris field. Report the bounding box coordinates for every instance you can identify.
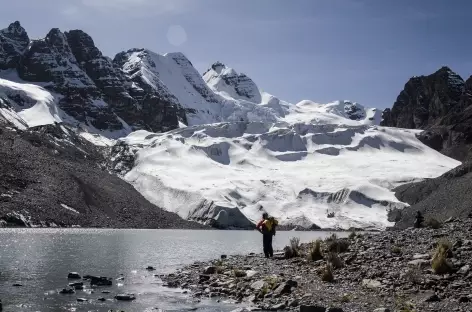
[163,218,472,312]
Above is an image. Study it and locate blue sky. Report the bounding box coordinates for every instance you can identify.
[1,0,472,108]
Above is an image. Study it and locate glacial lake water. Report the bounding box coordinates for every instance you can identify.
[0,229,347,312]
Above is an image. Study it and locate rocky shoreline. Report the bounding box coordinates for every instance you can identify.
[162,218,472,312]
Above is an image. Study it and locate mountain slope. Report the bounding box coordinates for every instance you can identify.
[0,118,205,228]
[393,162,472,229]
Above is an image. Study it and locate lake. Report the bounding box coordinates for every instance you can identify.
[0,229,346,311]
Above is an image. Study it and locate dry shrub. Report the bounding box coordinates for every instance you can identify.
[432,238,454,274]
[233,269,247,278]
[321,264,334,282]
[308,239,323,261]
[426,218,442,229]
[326,234,350,253]
[327,252,344,269]
[348,231,356,239]
[284,237,301,258]
[391,246,402,254]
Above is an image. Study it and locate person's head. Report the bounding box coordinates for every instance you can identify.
[262,212,268,219]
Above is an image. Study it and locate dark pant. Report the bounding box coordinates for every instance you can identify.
[263,234,273,258]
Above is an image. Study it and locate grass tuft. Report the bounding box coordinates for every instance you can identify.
[321,264,334,282]
[308,239,323,261]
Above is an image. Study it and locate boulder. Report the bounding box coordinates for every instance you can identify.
[361,279,382,289]
[203,266,216,274]
[89,276,112,286]
[115,294,136,301]
[59,288,75,294]
[67,272,81,279]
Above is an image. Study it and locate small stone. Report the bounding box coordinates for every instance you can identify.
[459,296,470,303]
[251,280,266,291]
[68,282,83,287]
[300,305,326,312]
[146,266,156,271]
[271,303,286,310]
[101,290,111,294]
[408,259,430,268]
[373,309,390,312]
[221,255,227,259]
[412,253,430,260]
[458,265,470,274]
[273,282,292,296]
[76,298,87,302]
[97,297,106,301]
[289,299,300,307]
[203,266,217,274]
[424,293,440,302]
[59,288,75,294]
[12,283,22,287]
[67,272,81,279]
[115,294,136,301]
[362,279,382,289]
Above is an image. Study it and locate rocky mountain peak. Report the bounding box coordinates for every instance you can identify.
[381,66,465,129]
[0,21,30,70]
[203,61,261,103]
[65,30,102,63]
[2,21,28,41]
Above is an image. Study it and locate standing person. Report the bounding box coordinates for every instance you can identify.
[256,212,278,258]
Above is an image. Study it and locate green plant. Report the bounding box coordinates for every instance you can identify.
[308,239,323,261]
[321,264,334,282]
[426,218,442,229]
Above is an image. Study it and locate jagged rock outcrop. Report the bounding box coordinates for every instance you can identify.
[381,67,472,161]
[381,66,464,129]
[1,22,182,133]
[203,61,262,103]
[0,21,29,70]
[113,48,184,130]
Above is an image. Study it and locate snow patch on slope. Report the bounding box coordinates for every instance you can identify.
[0,74,130,142]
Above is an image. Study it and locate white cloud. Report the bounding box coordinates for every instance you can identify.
[81,0,190,15]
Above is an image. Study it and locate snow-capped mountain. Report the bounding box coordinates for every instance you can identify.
[0,21,460,230]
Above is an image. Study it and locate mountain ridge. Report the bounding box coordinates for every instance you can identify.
[1,20,461,230]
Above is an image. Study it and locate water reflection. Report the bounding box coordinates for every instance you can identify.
[0,229,346,311]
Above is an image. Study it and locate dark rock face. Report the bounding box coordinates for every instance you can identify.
[16,28,123,131]
[382,67,472,161]
[113,48,184,131]
[0,123,206,229]
[0,21,29,70]
[1,21,182,133]
[394,162,472,229]
[381,66,464,129]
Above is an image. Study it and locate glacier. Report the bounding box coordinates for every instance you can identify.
[0,45,461,230]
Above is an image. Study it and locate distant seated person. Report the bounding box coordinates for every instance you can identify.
[256,212,278,258]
